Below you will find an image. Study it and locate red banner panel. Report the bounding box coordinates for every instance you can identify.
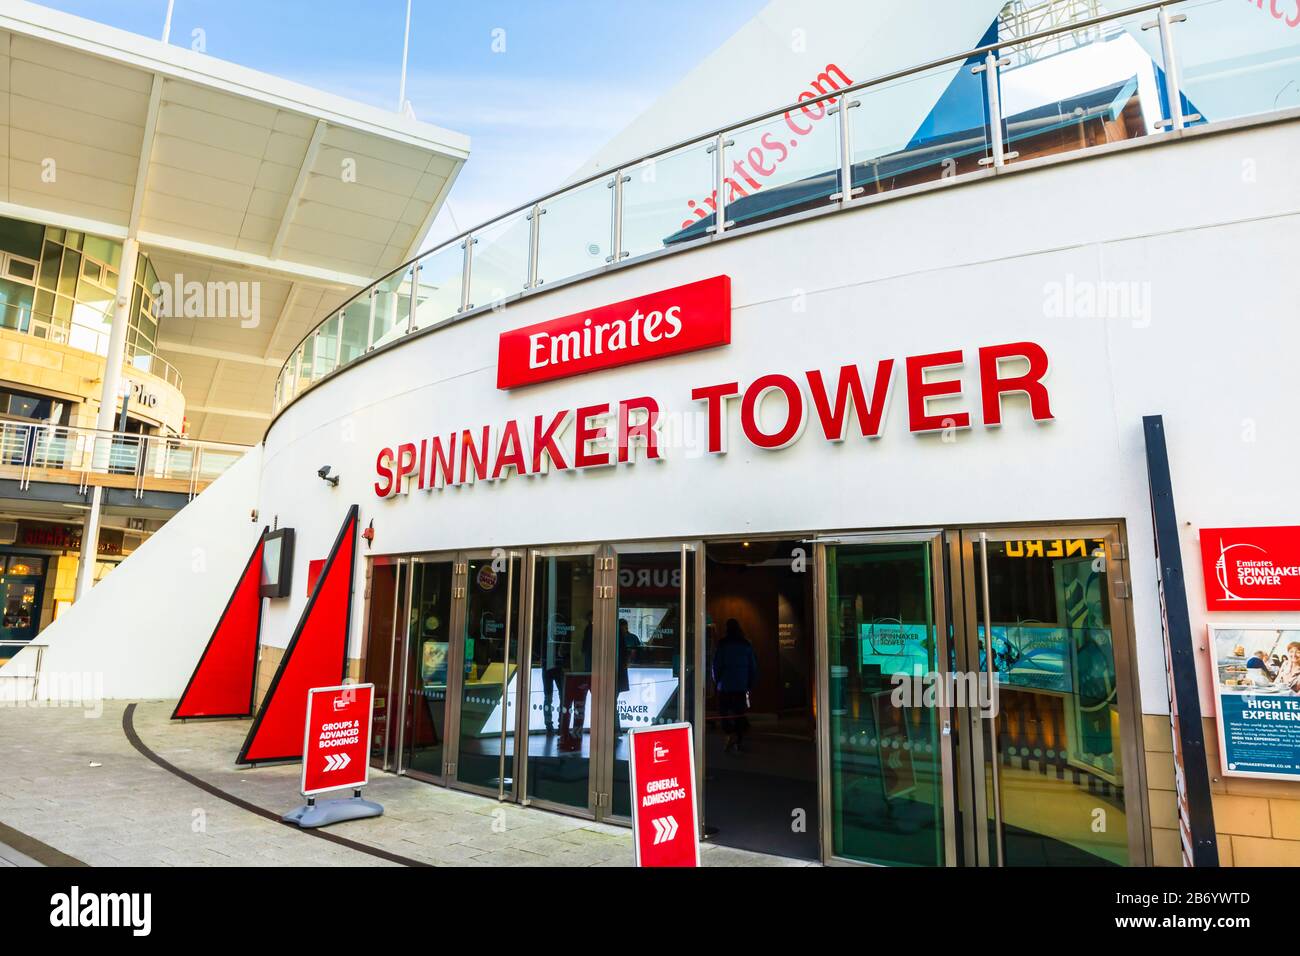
[628,723,700,867]
[237,506,358,763]
[171,531,266,719]
[1201,526,1300,612]
[301,683,374,796]
[496,275,731,389]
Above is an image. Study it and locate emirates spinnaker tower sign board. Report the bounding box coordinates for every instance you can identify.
[628,723,700,867]
[301,683,374,796]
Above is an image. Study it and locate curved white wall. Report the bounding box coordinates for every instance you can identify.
[259,116,1300,718]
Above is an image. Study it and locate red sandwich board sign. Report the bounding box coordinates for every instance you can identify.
[301,683,374,797]
[628,722,700,867]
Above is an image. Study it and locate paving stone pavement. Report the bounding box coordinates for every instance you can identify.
[0,699,815,867]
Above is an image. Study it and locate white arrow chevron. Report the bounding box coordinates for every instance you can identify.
[323,752,351,772]
[651,815,679,845]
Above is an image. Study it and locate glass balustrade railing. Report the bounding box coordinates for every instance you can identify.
[0,421,246,498]
[272,0,1300,414]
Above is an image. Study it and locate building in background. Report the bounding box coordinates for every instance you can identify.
[0,0,469,657]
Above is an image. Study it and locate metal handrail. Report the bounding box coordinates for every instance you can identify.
[0,302,185,392]
[0,421,248,499]
[272,0,1269,414]
[0,642,46,702]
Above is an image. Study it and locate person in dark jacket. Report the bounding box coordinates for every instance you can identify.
[713,618,758,752]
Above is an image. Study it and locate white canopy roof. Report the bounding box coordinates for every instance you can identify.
[0,1,469,442]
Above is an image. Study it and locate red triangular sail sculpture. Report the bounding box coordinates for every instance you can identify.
[237,505,358,764]
[172,529,267,720]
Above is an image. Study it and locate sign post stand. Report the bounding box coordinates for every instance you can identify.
[282,682,383,829]
[628,722,700,867]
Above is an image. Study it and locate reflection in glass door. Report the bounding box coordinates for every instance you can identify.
[523,551,598,812]
[403,558,455,782]
[961,528,1135,866]
[820,536,955,866]
[453,552,522,794]
[608,545,694,819]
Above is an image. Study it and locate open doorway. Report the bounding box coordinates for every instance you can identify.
[703,539,818,860]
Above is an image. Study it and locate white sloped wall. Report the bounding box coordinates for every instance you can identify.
[0,444,264,702]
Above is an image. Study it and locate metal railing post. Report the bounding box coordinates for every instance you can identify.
[406,261,420,334]
[607,172,628,263]
[975,51,1017,168]
[831,96,862,204]
[526,202,543,289]
[135,435,148,498]
[707,132,734,235]
[460,236,474,311]
[1144,4,1200,132]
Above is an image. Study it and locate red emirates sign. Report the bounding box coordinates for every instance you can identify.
[496,275,731,389]
[301,683,374,796]
[1200,526,1300,612]
[628,723,700,867]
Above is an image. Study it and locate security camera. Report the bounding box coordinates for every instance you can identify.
[317,465,339,487]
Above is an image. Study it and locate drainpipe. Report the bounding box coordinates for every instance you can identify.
[74,237,140,602]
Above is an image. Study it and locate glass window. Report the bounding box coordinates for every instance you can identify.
[37,242,61,291]
[5,256,37,283]
[6,556,45,577]
[57,249,80,298]
[82,235,117,269]
[0,216,45,259]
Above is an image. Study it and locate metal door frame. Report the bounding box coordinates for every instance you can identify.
[397,552,460,787]
[359,555,406,773]
[600,540,702,826]
[813,530,958,867]
[517,544,607,820]
[953,522,1147,867]
[443,549,526,799]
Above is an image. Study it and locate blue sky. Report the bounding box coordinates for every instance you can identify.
[35,0,767,244]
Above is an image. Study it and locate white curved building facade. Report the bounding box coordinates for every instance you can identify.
[14,0,1300,868]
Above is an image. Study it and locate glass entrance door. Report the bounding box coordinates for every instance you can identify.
[606,543,696,820]
[449,551,523,796]
[521,549,601,814]
[401,557,456,783]
[956,527,1139,866]
[818,534,956,866]
[362,557,404,770]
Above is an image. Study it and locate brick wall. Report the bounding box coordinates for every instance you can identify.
[1145,712,1300,866]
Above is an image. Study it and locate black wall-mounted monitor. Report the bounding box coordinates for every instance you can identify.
[260,528,295,599]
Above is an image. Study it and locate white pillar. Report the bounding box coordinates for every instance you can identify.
[75,237,140,602]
